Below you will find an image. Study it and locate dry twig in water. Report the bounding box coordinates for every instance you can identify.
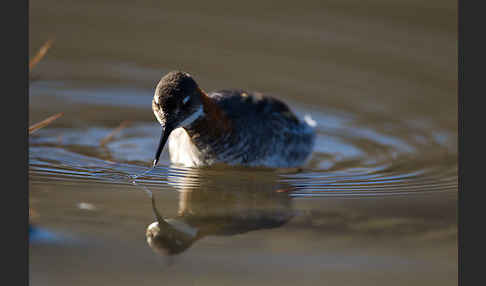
[100,120,131,147]
[29,112,64,134]
[29,39,54,70]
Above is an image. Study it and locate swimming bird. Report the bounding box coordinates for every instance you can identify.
[152,71,316,168]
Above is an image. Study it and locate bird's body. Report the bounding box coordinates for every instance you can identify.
[167,90,316,168]
[152,72,316,168]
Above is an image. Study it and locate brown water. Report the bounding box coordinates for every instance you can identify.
[29,1,457,285]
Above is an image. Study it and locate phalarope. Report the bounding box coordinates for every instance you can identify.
[152,71,316,168]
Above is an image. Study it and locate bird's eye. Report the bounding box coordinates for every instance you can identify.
[182,96,190,105]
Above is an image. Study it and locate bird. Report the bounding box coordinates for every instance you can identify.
[152,71,316,168]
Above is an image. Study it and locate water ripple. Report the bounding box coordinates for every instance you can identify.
[29,107,457,198]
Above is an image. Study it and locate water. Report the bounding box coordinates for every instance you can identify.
[29,1,457,285]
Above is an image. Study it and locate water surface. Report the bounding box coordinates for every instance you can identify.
[29,1,457,285]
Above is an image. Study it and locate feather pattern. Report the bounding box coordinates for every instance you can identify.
[168,90,316,168]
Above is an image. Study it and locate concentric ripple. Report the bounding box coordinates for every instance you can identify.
[29,100,457,197]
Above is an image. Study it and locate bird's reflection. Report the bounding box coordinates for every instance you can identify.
[145,167,295,255]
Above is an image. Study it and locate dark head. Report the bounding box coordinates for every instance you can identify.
[146,220,199,256]
[152,71,205,167]
[146,194,199,255]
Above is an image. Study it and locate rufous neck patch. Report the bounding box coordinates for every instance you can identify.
[198,88,231,133]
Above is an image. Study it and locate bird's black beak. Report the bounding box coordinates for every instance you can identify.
[153,125,173,168]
